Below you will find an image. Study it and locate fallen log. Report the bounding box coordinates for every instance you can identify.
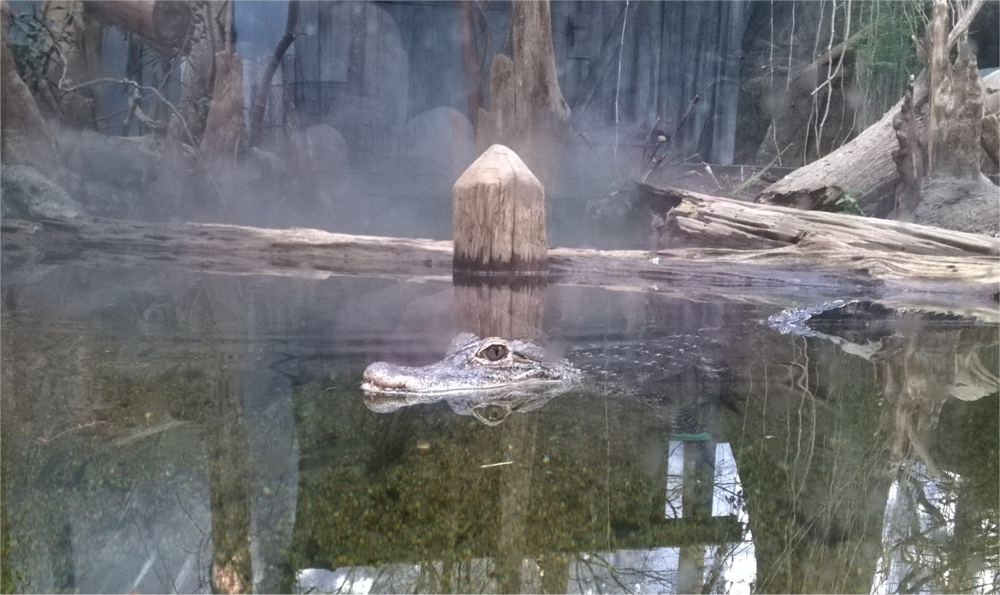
[755,87,903,216]
[3,210,997,318]
[649,184,998,257]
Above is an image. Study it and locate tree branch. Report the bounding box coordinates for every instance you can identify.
[249,0,298,147]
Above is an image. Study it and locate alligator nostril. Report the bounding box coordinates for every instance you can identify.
[363,362,403,385]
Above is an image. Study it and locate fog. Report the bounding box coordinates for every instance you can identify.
[4,1,998,247]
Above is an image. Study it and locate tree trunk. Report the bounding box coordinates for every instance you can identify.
[248,0,297,148]
[170,1,225,146]
[41,0,102,126]
[200,50,244,160]
[758,0,991,217]
[452,144,547,274]
[83,0,191,53]
[891,0,994,232]
[649,183,998,257]
[475,0,570,186]
[459,0,483,130]
[756,90,903,216]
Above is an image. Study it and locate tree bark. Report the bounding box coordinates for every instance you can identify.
[650,184,998,257]
[42,0,102,126]
[892,0,990,227]
[459,0,483,129]
[756,89,904,216]
[200,50,244,160]
[452,144,547,274]
[170,0,224,146]
[83,0,191,54]
[475,0,570,186]
[248,0,297,148]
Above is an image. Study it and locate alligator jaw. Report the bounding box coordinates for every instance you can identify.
[361,362,424,393]
[360,360,573,396]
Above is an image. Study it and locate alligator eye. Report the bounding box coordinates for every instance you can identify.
[478,343,509,362]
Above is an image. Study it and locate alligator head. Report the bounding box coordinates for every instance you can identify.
[361,333,582,424]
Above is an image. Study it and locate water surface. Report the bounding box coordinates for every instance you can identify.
[2,263,996,594]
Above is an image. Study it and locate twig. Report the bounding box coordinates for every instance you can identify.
[60,77,197,147]
[732,149,784,196]
[35,420,105,445]
[480,461,513,468]
[611,0,629,182]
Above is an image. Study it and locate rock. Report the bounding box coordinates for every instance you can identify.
[61,129,161,188]
[294,3,408,156]
[293,124,353,201]
[400,107,476,190]
[914,176,1000,236]
[1,23,60,174]
[301,124,350,177]
[1,165,83,220]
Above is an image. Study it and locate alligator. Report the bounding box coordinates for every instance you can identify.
[361,333,583,425]
[361,331,719,426]
[766,299,973,339]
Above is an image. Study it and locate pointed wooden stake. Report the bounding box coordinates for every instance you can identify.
[452,144,547,275]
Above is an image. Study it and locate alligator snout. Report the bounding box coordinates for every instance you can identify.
[361,362,419,392]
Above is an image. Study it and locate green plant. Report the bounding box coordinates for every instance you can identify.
[835,191,864,216]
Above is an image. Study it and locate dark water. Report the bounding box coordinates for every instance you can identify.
[1,263,997,594]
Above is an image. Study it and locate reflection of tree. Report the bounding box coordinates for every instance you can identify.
[565,540,751,595]
[877,321,999,476]
[874,460,998,594]
[730,306,998,594]
[206,356,253,594]
[727,330,892,593]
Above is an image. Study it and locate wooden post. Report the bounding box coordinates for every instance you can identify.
[454,279,545,340]
[452,144,547,275]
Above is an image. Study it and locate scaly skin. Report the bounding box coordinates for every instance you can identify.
[361,333,582,398]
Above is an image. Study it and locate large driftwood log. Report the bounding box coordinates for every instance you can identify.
[651,184,998,257]
[4,211,997,317]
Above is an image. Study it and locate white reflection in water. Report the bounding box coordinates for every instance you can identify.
[872,463,965,595]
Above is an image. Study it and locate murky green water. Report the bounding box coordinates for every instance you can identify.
[1,263,997,594]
